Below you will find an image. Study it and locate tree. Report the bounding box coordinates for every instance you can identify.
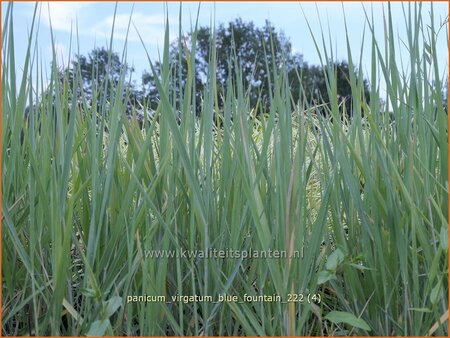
[64,47,143,114]
[142,18,370,118]
[298,61,370,117]
[142,18,303,114]
[72,48,133,93]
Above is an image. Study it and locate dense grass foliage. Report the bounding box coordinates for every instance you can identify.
[2,2,448,336]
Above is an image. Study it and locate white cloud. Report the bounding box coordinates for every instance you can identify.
[91,12,176,46]
[40,2,89,33]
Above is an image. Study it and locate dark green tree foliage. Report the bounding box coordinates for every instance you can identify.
[299,61,370,117]
[142,19,303,114]
[66,47,140,109]
[142,18,370,118]
[66,23,370,119]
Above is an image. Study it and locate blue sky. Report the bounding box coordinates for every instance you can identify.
[3,1,448,94]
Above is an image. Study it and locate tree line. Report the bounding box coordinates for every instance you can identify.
[62,18,371,119]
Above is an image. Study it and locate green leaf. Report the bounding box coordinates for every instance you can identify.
[105,296,122,318]
[408,307,432,313]
[81,288,98,299]
[325,311,371,331]
[440,227,448,251]
[318,270,335,284]
[325,248,346,271]
[86,319,110,336]
[430,279,442,305]
[349,263,373,271]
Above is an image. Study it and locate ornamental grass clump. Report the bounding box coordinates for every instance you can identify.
[2,2,448,336]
